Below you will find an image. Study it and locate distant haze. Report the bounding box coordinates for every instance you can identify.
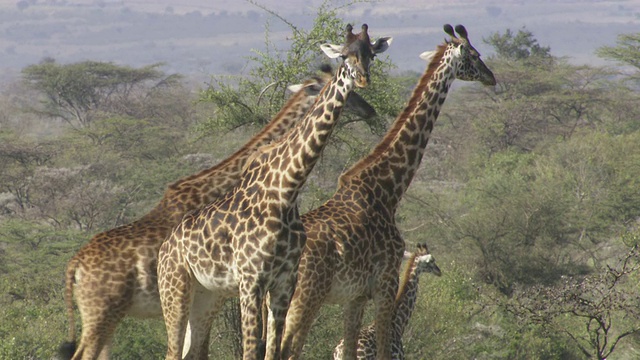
[0,0,638,82]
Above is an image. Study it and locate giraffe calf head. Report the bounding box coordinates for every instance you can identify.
[414,242,442,277]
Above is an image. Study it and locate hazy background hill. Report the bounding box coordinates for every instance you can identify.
[1,0,639,83]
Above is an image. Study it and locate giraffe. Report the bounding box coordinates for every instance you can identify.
[278,24,496,360]
[156,24,391,360]
[59,64,375,360]
[332,243,442,360]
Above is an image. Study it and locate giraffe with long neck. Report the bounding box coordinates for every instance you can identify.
[156,24,391,360]
[332,243,442,360]
[58,65,375,360]
[279,24,496,360]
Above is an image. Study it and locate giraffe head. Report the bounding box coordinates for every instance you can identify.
[321,24,392,88]
[421,24,495,86]
[413,243,442,277]
[287,64,377,119]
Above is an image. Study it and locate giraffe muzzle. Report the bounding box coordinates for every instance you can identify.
[355,73,369,88]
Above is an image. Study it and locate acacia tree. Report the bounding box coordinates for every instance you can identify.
[443,28,625,156]
[0,136,54,214]
[483,27,551,62]
[199,0,402,136]
[22,59,180,131]
[500,237,640,360]
[596,32,640,84]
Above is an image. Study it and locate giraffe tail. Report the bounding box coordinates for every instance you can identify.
[58,257,78,359]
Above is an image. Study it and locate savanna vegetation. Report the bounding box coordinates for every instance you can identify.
[1,3,639,360]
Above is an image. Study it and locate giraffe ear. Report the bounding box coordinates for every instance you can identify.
[402,251,412,260]
[419,50,436,62]
[320,43,344,59]
[287,83,305,93]
[372,36,393,54]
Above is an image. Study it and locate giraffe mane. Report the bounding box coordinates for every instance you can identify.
[338,42,447,184]
[167,87,311,191]
[395,250,418,304]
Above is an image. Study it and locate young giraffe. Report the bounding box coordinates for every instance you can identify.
[156,24,391,360]
[278,24,496,360]
[58,65,374,360]
[332,243,442,360]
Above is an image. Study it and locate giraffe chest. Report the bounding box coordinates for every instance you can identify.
[185,225,304,294]
[190,258,241,295]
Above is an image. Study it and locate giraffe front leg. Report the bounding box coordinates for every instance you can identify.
[158,242,195,360]
[184,284,226,360]
[342,298,366,360]
[265,276,297,360]
[281,262,331,360]
[239,280,266,360]
[263,293,277,360]
[373,279,398,360]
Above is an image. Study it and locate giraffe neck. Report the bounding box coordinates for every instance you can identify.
[393,261,422,337]
[338,44,453,211]
[142,89,316,224]
[241,65,353,202]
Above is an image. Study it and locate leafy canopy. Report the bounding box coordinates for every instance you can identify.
[198,0,403,136]
[22,59,179,129]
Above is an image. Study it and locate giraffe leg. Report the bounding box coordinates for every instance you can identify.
[265,275,297,360]
[72,284,127,360]
[280,280,329,360]
[373,277,399,360]
[158,242,195,360]
[263,294,277,360]
[96,336,113,360]
[182,284,225,360]
[71,311,123,360]
[239,280,266,360]
[342,299,366,360]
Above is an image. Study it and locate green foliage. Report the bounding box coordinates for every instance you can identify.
[465,59,622,154]
[111,317,167,359]
[448,130,640,293]
[22,59,181,130]
[402,261,479,359]
[503,322,582,360]
[596,32,640,75]
[291,304,345,360]
[0,301,68,359]
[483,27,551,63]
[0,219,83,359]
[198,0,403,139]
[2,19,640,360]
[499,236,640,360]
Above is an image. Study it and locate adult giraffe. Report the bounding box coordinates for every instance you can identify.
[332,243,442,360]
[278,24,496,360]
[156,24,391,360]
[59,65,374,360]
